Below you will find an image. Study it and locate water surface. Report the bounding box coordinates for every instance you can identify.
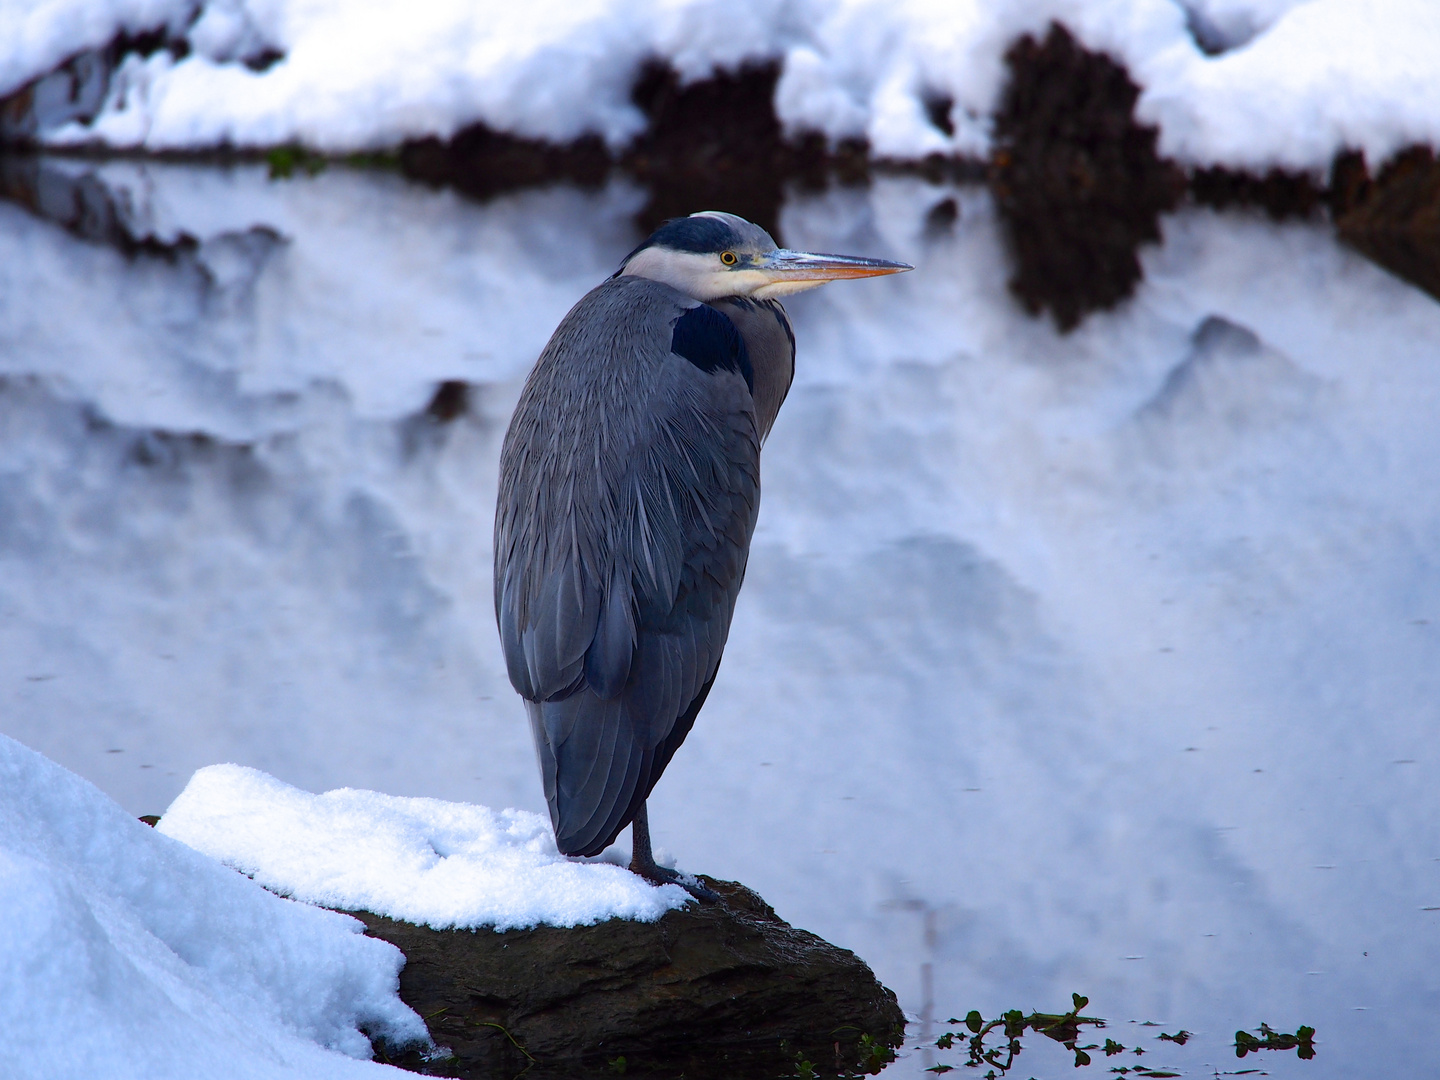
[2,157,1438,1078]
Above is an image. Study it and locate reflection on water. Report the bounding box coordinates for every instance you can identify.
[2,157,1439,1078]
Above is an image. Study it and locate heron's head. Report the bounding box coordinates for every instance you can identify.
[616,211,911,302]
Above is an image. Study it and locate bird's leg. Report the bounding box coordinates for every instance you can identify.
[628,801,719,902]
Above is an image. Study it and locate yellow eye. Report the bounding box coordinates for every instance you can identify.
[720,251,738,266]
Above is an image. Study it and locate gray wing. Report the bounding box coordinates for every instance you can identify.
[494,276,760,856]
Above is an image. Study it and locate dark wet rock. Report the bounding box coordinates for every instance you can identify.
[244,47,286,74]
[1188,145,1440,302]
[354,876,905,1079]
[1,46,112,144]
[398,59,869,243]
[0,154,201,258]
[621,59,874,239]
[399,380,478,459]
[0,29,188,146]
[1333,146,1440,303]
[423,381,471,425]
[1189,164,1327,220]
[0,153,286,323]
[921,91,956,138]
[923,196,960,238]
[989,21,1184,332]
[624,59,790,238]
[399,126,611,202]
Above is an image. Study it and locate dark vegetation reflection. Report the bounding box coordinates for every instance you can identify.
[988,24,1181,332]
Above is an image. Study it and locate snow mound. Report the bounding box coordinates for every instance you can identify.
[4,0,1439,173]
[0,734,426,1080]
[158,765,692,930]
[1140,0,1440,171]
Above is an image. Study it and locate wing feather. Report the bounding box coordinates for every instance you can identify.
[496,276,760,856]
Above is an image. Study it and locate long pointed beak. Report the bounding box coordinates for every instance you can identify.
[753,249,913,282]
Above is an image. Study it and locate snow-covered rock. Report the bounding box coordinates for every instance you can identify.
[354,879,905,1077]
[0,734,427,1080]
[158,764,693,930]
[2,0,1437,173]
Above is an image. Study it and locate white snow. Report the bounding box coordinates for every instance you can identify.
[0,0,191,103]
[2,0,1436,172]
[1140,0,1440,170]
[158,764,693,930]
[0,733,427,1080]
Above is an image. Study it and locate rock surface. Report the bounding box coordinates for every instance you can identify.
[353,876,905,1079]
[989,22,1184,332]
[1334,147,1440,304]
[0,31,191,146]
[397,59,871,241]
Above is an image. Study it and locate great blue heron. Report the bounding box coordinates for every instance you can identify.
[495,211,910,896]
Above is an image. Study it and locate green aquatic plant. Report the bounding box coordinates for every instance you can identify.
[342,150,401,170]
[929,993,1106,1075]
[1235,1023,1316,1059]
[266,145,328,179]
[857,1032,897,1072]
[926,996,1315,1077]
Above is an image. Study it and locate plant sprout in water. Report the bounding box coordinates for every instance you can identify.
[924,994,1316,1078]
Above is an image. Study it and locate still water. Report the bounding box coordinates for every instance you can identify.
[1,157,1438,1078]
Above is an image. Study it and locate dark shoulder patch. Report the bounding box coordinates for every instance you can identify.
[670,304,754,393]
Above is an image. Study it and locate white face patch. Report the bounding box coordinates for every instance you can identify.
[752,278,829,300]
[619,211,906,303]
[621,246,833,302]
[621,247,764,302]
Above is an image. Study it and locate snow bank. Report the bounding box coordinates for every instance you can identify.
[5,0,1439,173]
[0,0,191,102]
[1138,0,1440,170]
[159,765,693,930]
[0,734,426,1080]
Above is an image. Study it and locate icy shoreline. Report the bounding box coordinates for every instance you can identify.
[0,734,429,1080]
[2,0,1439,176]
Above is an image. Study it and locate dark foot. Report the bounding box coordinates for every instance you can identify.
[628,799,720,902]
[630,859,721,902]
